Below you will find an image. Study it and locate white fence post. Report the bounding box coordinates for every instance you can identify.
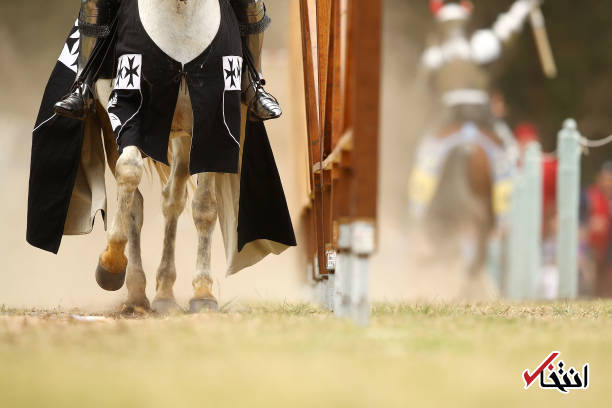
[524,142,543,298]
[486,235,503,290]
[556,119,581,299]
[505,141,542,299]
[506,169,527,299]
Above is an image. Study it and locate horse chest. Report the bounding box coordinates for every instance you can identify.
[138,0,221,65]
[138,0,221,135]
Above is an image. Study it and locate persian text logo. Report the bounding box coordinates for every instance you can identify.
[523,351,589,393]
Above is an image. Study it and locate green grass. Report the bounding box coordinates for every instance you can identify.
[1,302,611,407]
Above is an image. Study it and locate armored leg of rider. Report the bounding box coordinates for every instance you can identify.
[54,0,118,120]
[237,0,282,121]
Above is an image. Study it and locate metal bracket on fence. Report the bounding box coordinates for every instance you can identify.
[349,220,375,326]
[326,250,337,271]
[334,223,352,318]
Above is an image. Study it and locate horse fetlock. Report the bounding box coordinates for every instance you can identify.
[192,274,214,299]
[189,275,218,313]
[156,276,176,292]
[155,266,177,297]
[99,243,128,274]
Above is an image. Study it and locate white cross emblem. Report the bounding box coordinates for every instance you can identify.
[114,54,142,90]
[58,20,80,73]
[223,56,243,91]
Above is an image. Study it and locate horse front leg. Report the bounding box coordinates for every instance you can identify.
[189,172,219,313]
[96,146,143,291]
[151,136,191,314]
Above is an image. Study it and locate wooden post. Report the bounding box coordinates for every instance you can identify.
[297,0,381,319]
[347,0,382,325]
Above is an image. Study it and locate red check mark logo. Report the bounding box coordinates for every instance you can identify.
[523,351,560,389]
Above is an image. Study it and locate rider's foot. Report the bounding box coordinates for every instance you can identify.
[244,82,282,122]
[54,84,93,121]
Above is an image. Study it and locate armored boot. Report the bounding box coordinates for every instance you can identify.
[236,0,282,121]
[54,0,118,120]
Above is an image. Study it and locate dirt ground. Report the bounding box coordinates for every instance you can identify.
[1,301,611,408]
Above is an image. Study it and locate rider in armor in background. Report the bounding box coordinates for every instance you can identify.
[54,0,282,122]
[422,0,539,144]
[409,0,542,224]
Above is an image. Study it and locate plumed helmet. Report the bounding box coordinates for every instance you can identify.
[430,0,474,22]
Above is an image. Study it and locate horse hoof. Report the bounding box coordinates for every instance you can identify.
[152,298,183,315]
[189,298,219,314]
[95,263,126,291]
[120,299,151,316]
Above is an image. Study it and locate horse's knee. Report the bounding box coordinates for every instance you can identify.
[192,193,217,232]
[192,175,216,229]
[161,161,190,217]
[161,179,189,218]
[115,146,143,190]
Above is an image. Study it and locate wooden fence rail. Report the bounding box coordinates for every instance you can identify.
[298,0,382,323]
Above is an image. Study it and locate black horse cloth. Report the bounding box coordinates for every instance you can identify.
[27,8,296,273]
[110,0,243,174]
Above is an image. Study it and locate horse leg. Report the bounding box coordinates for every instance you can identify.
[189,172,219,313]
[96,146,143,291]
[151,136,191,314]
[460,144,498,299]
[466,144,494,278]
[95,98,149,311]
[122,189,151,312]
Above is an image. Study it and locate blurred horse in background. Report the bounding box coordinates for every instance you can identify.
[408,102,512,298]
[407,0,535,298]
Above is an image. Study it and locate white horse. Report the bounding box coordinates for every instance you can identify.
[94,0,224,314]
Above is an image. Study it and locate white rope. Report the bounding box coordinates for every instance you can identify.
[578,133,612,148]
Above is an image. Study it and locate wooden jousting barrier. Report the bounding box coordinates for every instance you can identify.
[298,0,382,324]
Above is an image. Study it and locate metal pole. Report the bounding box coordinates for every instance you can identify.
[556,119,581,299]
[350,221,374,326]
[334,222,352,317]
